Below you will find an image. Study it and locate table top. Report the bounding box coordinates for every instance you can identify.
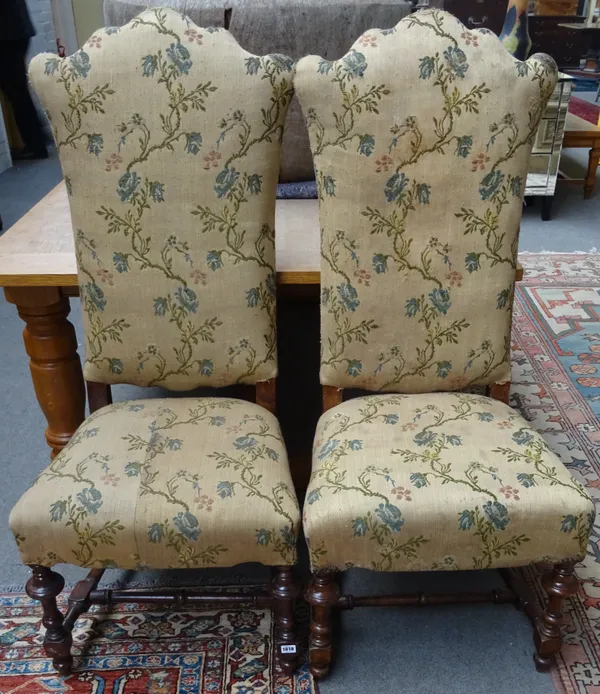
[558,22,600,30]
[0,181,321,287]
[565,112,600,134]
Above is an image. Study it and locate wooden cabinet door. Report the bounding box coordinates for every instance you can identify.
[444,0,509,35]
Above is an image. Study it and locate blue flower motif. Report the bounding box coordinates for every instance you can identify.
[318,439,340,460]
[478,412,494,422]
[416,183,431,205]
[234,436,258,450]
[455,135,473,158]
[207,250,223,271]
[85,428,99,437]
[352,517,368,536]
[321,175,336,197]
[280,525,296,548]
[497,289,510,310]
[437,361,452,379]
[256,528,271,545]
[85,282,106,312]
[406,297,420,317]
[150,182,164,202]
[269,54,294,73]
[266,448,280,461]
[346,360,362,377]
[410,472,428,488]
[217,481,233,498]
[446,435,462,446]
[77,487,103,514]
[50,500,67,522]
[375,503,404,532]
[199,360,213,376]
[349,440,363,451]
[44,57,60,75]
[166,439,182,451]
[317,59,334,75]
[512,429,534,446]
[109,358,123,375]
[142,54,158,77]
[479,170,505,201]
[307,489,321,505]
[185,132,203,155]
[173,511,200,541]
[166,42,192,75]
[214,167,240,199]
[561,515,577,533]
[70,51,91,78]
[87,134,103,156]
[245,56,261,75]
[443,46,468,78]
[210,417,226,427]
[358,135,375,156]
[342,50,367,78]
[419,55,435,80]
[154,297,168,316]
[117,171,141,202]
[483,501,510,531]
[414,430,436,447]
[247,174,262,195]
[266,273,276,297]
[517,473,536,488]
[337,283,360,312]
[246,287,260,308]
[384,414,399,424]
[385,172,409,203]
[516,61,530,77]
[458,509,474,530]
[148,523,164,543]
[113,252,129,273]
[465,252,480,273]
[373,253,388,274]
[429,288,452,315]
[125,462,141,477]
[175,286,199,313]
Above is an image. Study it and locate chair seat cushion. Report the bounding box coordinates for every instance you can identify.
[304,393,595,572]
[10,398,300,570]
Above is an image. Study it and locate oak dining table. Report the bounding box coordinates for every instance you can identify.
[0,180,524,481]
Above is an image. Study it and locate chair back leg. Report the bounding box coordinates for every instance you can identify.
[270,566,302,674]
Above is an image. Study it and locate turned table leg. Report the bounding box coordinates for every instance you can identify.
[4,286,85,458]
[584,146,600,200]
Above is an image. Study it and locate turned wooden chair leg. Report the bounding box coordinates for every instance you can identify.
[26,565,73,675]
[305,571,340,679]
[533,561,578,672]
[271,566,302,675]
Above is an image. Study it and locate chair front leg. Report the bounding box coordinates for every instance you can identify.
[26,565,73,675]
[305,571,340,679]
[271,566,302,675]
[533,561,578,671]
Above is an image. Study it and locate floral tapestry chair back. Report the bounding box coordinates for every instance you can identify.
[29,8,295,390]
[295,10,557,394]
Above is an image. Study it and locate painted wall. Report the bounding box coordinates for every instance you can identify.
[72,0,104,44]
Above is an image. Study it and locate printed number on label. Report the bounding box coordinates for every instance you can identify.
[281,645,297,654]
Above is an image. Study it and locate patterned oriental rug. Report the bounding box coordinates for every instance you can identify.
[517,254,600,694]
[0,254,598,693]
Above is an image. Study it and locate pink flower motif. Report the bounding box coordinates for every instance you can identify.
[497,420,512,429]
[500,485,520,501]
[105,153,123,171]
[88,35,102,48]
[446,270,463,287]
[402,422,418,431]
[203,150,222,170]
[184,28,203,45]
[375,154,393,173]
[461,31,479,47]
[354,269,371,286]
[471,153,490,172]
[97,269,114,286]
[195,494,214,511]
[190,268,207,285]
[391,486,412,501]
[101,473,120,486]
[359,34,377,47]
[226,424,243,434]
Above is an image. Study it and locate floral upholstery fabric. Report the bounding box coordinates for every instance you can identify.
[28,8,294,389]
[294,10,558,393]
[304,393,595,572]
[10,399,300,569]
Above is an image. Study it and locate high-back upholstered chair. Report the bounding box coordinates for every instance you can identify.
[10,8,301,675]
[295,10,595,677]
